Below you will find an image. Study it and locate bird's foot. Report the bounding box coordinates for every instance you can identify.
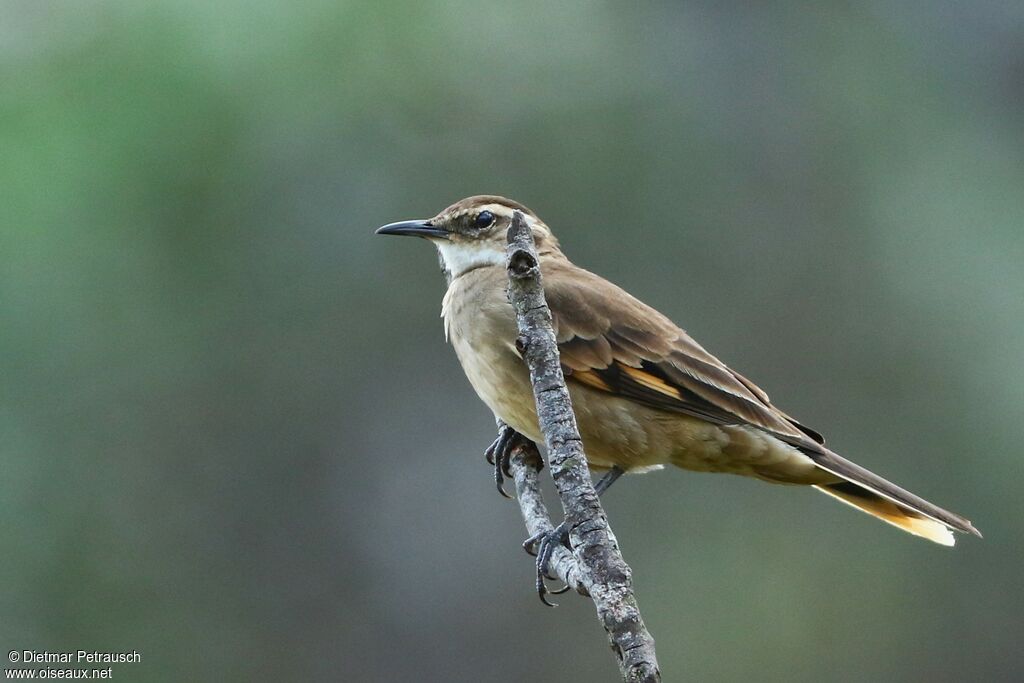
[523,522,572,607]
[484,422,533,498]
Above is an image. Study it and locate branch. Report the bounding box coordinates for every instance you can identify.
[504,211,661,683]
[507,441,587,597]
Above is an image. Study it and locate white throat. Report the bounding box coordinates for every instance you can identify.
[434,240,506,280]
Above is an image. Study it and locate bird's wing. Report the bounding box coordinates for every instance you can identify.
[542,261,824,450]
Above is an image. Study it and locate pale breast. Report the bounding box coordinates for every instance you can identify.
[443,267,543,441]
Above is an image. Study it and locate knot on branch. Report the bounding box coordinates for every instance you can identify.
[507,248,538,278]
[505,210,540,278]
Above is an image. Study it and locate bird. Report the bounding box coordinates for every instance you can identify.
[376,195,980,555]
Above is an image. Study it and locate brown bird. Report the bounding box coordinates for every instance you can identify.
[377,195,980,551]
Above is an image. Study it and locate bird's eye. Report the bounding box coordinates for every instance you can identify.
[474,211,495,229]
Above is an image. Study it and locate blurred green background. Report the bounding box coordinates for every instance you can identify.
[2,1,1022,681]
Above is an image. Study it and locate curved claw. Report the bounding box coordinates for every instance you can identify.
[484,424,524,499]
[495,472,513,499]
[528,522,570,607]
[539,584,559,607]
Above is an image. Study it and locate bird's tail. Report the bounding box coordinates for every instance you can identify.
[809,449,981,546]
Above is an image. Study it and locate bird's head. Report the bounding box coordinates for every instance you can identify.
[376,195,561,281]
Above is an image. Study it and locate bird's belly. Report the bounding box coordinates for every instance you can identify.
[572,387,820,481]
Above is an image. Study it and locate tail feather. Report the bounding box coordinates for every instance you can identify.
[808,449,981,545]
[815,482,955,545]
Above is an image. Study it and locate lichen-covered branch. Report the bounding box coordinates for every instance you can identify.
[507,441,587,597]
[504,210,661,683]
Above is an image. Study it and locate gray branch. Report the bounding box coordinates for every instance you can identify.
[507,441,587,597]
[504,210,661,683]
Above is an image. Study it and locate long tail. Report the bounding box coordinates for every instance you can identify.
[808,449,981,546]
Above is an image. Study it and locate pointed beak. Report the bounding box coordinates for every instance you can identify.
[375,219,449,239]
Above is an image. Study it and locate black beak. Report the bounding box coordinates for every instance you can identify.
[375,219,448,239]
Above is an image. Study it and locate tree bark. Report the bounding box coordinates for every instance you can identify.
[504,210,661,683]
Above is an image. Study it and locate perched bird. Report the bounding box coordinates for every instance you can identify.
[377,195,980,550]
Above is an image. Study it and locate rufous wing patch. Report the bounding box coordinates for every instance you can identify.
[571,369,612,392]
[620,365,683,400]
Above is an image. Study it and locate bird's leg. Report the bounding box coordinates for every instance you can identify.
[484,420,533,498]
[523,465,625,606]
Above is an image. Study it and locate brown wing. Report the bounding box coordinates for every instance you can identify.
[543,260,824,450]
